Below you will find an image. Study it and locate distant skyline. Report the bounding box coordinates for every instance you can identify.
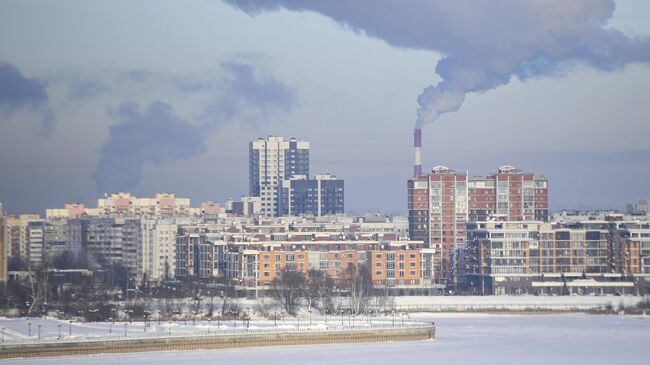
[1,0,649,215]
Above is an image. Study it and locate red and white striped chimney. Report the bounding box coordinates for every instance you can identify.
[414,128,422,177]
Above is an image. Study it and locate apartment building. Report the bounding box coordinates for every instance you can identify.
[249,136,310,217]
[0,204,6,284]
[408,166,468,286]
[463,220,650,295]
[468,166,549,222]
[97,193,190,216]
[279,174,344,216]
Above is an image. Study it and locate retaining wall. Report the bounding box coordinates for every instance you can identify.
[0,325,435,359]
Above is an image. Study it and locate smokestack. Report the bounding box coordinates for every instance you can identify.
[414,128,422,177]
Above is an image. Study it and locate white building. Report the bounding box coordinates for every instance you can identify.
[249,136,309,217]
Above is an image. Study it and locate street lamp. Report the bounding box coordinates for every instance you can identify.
[58,324,62,339]
[69,320,73,336]
[391,310,395,327]
[144,310,150,332]
[109,319,113,334]
[124,322,128,337]
[28,321,32,337]
[37,324,41,339]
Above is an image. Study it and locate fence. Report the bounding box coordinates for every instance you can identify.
[0,320,435,359]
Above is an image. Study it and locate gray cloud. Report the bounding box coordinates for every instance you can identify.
[92,101,205,193]
[67,79,107,100]
[199,61,296,125]
[224,0,650,128]
[0,60,54,134]
[92,61,296,192]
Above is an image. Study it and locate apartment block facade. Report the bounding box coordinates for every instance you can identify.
[408,166,468,286]
[468,166,549,222]
[463,220,650,295]
[96,193,190,217]
[0,204,6,284]
[279,174,344,216]
[250,136,310,217]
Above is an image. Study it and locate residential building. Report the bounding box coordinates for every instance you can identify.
[6,214,40,259]
[226,196,262,217]
[175,233,214,279]
[407,166,468,286]
[249,136,310,217]
[463,219,650,295]
[628,199,650,215]
[26,220,46,267]
[468,166,549,222]
[46,203,86,219]
[0,203,6,284]
[279,174,344,216]
[141,220,177,281]
[97,193,190,216]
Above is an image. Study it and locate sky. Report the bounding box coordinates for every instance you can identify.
[0,0,649,215]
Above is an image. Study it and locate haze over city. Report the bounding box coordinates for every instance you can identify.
[1,0,649,215]
[4,2,650,364]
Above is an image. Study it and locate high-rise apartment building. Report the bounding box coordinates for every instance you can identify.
[6,214,40,260]
[279,174,344,216]
[141,219,177,281]
[408,165,549,286]
[468,166,549,222]
[408,166,468,285]
[249,136,310,217]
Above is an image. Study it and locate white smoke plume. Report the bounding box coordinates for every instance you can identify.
[224,0,650,128]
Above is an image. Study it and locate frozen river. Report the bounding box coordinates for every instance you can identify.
[2,313,649,365]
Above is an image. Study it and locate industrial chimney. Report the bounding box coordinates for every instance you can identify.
[414,128,422,177]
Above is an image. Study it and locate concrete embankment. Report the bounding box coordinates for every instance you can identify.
[0,325,435,359]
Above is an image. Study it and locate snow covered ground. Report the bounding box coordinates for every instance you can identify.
[0,316,416,344]
[2,313,649,365]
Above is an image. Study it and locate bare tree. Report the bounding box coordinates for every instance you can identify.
[306,269,335,314]
[342,262,373,315]
[272,269,306,316]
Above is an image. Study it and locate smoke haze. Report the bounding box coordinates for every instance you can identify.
[224,0,650,128]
